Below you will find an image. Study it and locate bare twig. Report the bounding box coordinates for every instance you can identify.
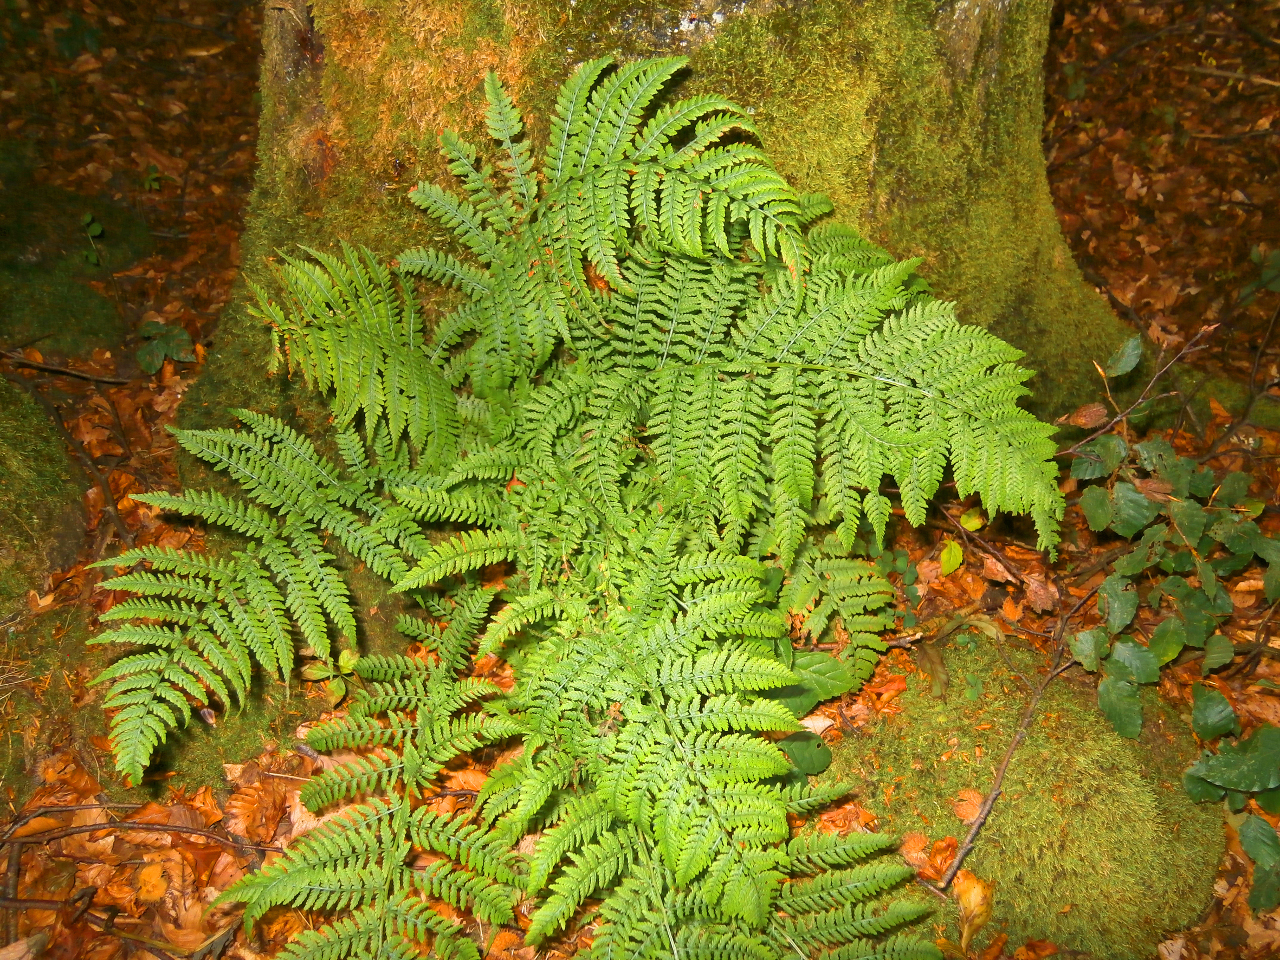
[1172,65,1280,88]
[0,819,277,852]
[0,350,130,385]
[1060,325,1217,458]
[922,580,1098,892]
[939,510,1028,586]
[1204,300,1280,460]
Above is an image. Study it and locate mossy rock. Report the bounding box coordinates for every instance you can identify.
[822,639,1222,958]
[0,379,82,619]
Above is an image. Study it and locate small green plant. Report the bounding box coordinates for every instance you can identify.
[1239,814,1280,912]
[81,211,103,265]
[1069,431,1280,739]
[1240,244,1280,306]
[299,646,360,706]
[141,163,167,192]
[135,319,195,373]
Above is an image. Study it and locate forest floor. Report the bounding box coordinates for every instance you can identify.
[0,1,1278,959]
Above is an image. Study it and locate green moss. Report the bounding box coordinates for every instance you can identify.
[677,0,1130,417]
[0,599,327,804]
[0,140,152,355]
[0,380,82,619]
[822,641,1221,958]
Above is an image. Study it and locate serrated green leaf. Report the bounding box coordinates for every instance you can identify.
[939,540,963,576]
[1109,482,1160,538]
[1071,628,1109,672]
[1111,637,1159,684]
[1186,725,1280,793]
[1104,335,1143,378]
[1079,486,1113,531]
[1098,667,1143,739]
[1202,634,1235,673]
[1098,574,1139,634]
[1240,815,1280,870]
[779,731,832,775]
[766,651,857,718]
[1072,434,1128,480]
[1148,617,1185,665]
[1191,683,1237,739]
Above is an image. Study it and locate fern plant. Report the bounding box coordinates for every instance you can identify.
[93,56,1064,958]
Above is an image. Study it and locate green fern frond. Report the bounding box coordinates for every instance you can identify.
[106,56,1061,960]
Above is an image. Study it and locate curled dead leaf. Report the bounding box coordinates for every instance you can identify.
[982,555,1017,583]
[135,861,169,902]
[1024,575,1059,613]
[954,869,994,953]
[1134,477,1175,503]
[1057,402,1109,429]
[952,789,985,825]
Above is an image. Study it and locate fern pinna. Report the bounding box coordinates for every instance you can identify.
[92,57,1064,958]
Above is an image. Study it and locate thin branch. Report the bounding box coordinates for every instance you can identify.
[0,351,131,384]
[1061,325,1216,458]
[1,819,277,852]
[1172,65,1280,88]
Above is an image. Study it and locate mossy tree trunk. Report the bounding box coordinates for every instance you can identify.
[191,0,1132,426]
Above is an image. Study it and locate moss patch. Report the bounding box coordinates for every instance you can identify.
[0,600,329,806]
[0,380,82,620]
[0,140,151,356]
[822,641,1222,958]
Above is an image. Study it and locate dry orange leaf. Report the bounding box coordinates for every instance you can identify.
[954,869,995,953]
[10,815,63,839]
[1012,940,1060,960]
[135,862,168,902]
[952,789,985,825]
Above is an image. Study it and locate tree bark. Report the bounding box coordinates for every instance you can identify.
[188,0,1132,424]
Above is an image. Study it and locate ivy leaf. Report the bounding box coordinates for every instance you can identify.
[1079,486,1113,531]
[1191,684,1238,739]
[136,324,196,375]
[779,732,832,775]
[1071,435,1128,480]
[1104,335,1143,378]
[1111,637,1159,684]
[1201,634,1235,674]
[1186,725,1280,793]
[766,651,856,718]
[1098,662,1143,739]
[1098,574,1139,633]
[940,540,963,576]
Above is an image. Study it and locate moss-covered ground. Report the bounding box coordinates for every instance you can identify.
[0,381,82,621]
[0,600,332,806]
[821,640,1223,958]
[0,140,152,355]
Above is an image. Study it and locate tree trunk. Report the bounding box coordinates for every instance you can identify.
[189,0,1131,424]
